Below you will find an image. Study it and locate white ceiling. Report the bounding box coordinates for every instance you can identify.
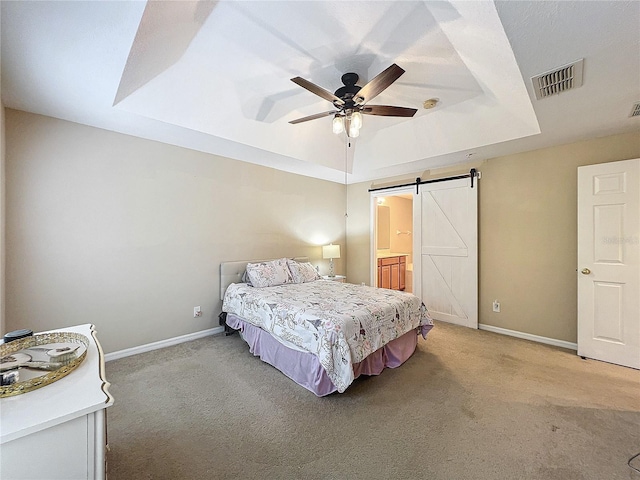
[2,1,639,184]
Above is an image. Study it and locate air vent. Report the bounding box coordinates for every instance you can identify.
[531,59,584,100]
[630,102,640,117]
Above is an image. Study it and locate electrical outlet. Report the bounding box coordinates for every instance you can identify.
[193,306,202,318]
[492,300,500,313]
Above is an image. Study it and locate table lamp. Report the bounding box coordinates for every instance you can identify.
[322,244,340,277]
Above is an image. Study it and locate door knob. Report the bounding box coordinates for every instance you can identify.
[581,268,591,275]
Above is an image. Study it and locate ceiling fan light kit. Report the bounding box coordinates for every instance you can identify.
[348,120,360,138]
[290,64,417,138]
[332,111,363,137]
[332,115,344,134]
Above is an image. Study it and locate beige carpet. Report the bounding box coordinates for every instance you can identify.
[105,321,640,480]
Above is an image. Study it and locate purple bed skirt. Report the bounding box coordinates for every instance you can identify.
[226,313,430,396]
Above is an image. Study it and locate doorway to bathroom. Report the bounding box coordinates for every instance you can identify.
[371,188,415,293]
[370,173,479,329]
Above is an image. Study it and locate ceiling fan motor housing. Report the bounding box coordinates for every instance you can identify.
[334,72,362,107]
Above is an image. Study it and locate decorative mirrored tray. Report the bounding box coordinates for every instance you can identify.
[0,332,89,398]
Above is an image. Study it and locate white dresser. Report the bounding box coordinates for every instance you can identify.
[0,324,114,480]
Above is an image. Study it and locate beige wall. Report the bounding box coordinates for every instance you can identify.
[6,107,639,350]
[1,7,4,337]
[5,110,346,353]
[347,130,640,343]
[385,196,413,264]
[0,105,5,336]
[346,181,373,286]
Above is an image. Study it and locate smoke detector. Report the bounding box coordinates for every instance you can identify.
[423,98,439,109]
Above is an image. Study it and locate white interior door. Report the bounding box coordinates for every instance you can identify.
[417,178,478,328]
[578,158,640,369]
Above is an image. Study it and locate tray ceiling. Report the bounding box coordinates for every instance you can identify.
[2,1,639,183]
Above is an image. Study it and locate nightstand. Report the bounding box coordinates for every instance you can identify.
[322,275,346,283]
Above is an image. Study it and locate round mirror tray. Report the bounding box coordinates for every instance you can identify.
[0,332,89,398]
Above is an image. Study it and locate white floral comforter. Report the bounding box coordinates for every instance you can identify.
[222,280,433,393]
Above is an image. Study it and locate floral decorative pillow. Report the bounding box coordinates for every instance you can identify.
[287,259,321,283]
[245,258,293,288]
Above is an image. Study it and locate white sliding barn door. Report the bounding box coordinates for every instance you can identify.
[417,178,478,328]
[577,158,640,369]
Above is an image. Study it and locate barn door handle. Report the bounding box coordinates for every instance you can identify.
[581,268,591,275]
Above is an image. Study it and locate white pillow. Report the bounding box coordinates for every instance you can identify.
[287,259,321,283]
[245,258,293,288]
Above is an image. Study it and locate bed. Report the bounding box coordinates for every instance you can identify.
[220,257,433,395]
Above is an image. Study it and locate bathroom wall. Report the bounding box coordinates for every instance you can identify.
[386,196,412,264]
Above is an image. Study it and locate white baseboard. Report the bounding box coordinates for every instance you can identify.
[104,326,224,362]
[478,324,577,351]
[105,323,576,362]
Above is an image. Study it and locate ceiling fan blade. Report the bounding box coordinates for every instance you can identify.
[354,64,405,105]
[288,111,337,124]
[291,77,345,106]
[362,105,417,117]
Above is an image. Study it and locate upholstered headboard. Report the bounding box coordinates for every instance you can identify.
[220,257,309,300]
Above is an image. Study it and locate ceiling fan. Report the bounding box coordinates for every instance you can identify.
[289,64,417,138]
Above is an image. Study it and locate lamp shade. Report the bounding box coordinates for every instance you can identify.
[322,244,340,259]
